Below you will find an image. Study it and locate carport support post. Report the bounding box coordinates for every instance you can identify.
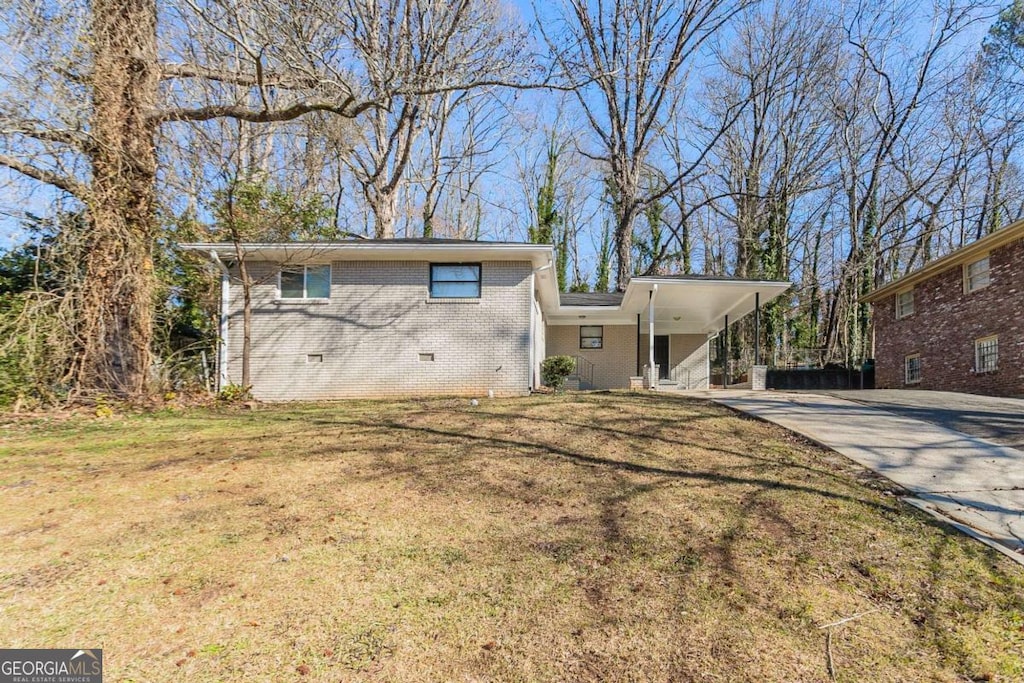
[636,313,641,376]
[209,250,230,391]
[723,314,729,389]
[648,286,658,385]
[754,292,761,366]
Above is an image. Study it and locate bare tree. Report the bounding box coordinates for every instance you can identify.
[541,0,750,290]
[701,0,838,362]
[0,0,375,398]
[338,0,529,238]
[412,89,514,238]
[0,0,529,398]
[821,0,990,364]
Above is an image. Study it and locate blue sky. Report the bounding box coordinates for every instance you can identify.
[0,0,1009,278]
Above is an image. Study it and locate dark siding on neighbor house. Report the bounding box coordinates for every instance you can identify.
[873,237,1024,397]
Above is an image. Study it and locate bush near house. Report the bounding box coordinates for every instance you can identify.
[541,354,576,390]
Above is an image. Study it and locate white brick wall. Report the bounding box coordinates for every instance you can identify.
[226,260,533,400]
[546,325,639,389]
[664,334,710,390]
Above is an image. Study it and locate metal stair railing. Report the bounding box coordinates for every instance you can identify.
[573,355,595,388]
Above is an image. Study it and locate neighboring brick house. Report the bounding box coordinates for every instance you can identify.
[184,240,789,400]
[864,219,1024,397]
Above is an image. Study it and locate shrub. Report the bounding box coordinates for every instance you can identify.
[0,292,72,408]
[217,383,252,403]
[541,355,576,391]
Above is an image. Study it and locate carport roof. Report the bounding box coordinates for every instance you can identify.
[551,276,791,335]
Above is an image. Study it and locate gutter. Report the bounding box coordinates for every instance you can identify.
[181,241,555,269]
[530,261,554,390]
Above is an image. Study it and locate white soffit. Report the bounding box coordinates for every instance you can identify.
[181,242,554,269]
[548,278,791,333]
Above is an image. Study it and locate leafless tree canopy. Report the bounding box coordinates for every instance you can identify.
[1,0,1021,400]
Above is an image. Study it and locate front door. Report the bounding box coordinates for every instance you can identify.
[654,335,670,379]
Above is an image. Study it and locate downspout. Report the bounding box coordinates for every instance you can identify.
[530,261,554,391]
[209,250,230,392]
[648,284,658,385]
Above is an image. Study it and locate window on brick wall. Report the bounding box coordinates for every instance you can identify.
[580,325,603,349]
[905,354,921,384]
[975,336,998,373]
[430,263,481,298]
[279,264,331,299]
[964,256,990,293]
[896,289,914,319]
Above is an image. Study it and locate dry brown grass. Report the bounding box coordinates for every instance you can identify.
[1,392,1022,682]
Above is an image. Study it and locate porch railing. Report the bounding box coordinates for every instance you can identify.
[573,355,595,388]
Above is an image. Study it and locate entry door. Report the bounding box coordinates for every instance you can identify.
[654,335,670,379]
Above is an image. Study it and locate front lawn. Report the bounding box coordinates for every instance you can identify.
[1,393,1022,681]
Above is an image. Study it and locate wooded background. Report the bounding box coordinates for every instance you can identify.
[2,0,1023,402]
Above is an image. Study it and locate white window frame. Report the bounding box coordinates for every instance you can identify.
[974,335,998,373]
[429,263,482,299]
[904,353,921,385]
[278,264,331,300]
[580,325,604,349]
[895,289,914,319]
[964,256,991,293]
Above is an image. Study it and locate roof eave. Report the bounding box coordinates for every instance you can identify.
[620,277,791,312]
[863,218,1024,303]
[179,241,556,268]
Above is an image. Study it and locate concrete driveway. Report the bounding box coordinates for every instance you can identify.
[709,390,1024,563]
[827,389,1024,450]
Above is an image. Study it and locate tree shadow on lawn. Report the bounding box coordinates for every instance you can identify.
[307,415,904,518]
[462,405,866,488]
[302,415,1024,679]
[12,396,1023,680]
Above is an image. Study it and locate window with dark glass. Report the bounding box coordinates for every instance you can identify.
[430,264,481,298]
[279,264,330,299]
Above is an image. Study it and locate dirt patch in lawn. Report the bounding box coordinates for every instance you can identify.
[1,393,1022,682]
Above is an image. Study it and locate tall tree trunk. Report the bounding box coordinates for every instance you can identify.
[614,212,634,291]
[372,187,398,239]
[79,0,158,397]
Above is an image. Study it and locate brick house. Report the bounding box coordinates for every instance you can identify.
[864,219,1024,397]
[184,240,789,400]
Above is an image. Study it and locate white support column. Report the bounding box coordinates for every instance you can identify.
[529,260,554,391]
[209,251,231,391]
[648,284,658,385]
[528,272,536,390]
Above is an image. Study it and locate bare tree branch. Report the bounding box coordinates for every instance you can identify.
[158,62,319,89]
[151,98,381,124]
[0,153,87,198]
[0,123,90,151]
